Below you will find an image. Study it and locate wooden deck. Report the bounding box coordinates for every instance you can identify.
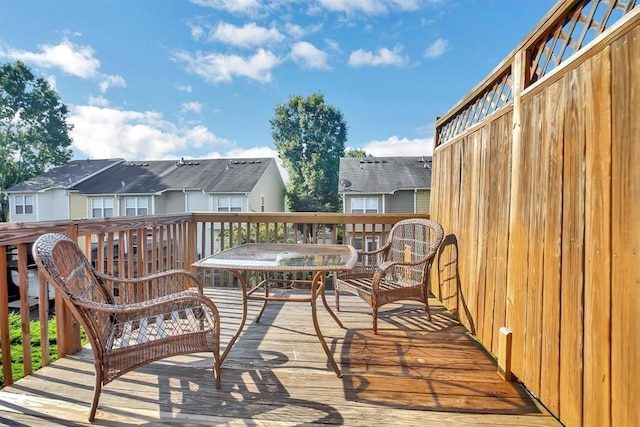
[0,289,559,426]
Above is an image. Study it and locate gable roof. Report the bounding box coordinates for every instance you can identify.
[5,159,125,192]
[70,158,280,195]
[338,156,432,194]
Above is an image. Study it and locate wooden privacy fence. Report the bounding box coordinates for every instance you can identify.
[431,1,638,426]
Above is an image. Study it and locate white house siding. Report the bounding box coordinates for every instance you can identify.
[163,191,185,214]
[385,191,415,213]
[248,161,285,212]
[8,193,37,222]
[37,189,68,220]
[153,195,167,215]
[185,190,208,212]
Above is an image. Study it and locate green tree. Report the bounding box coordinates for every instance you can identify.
[271,93,347,212]
[345,148,371,158]
[0,61,73,221]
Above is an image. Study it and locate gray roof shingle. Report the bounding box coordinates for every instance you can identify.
[338,156,432,194]
[70,158,277,194]
[5,159,124,192]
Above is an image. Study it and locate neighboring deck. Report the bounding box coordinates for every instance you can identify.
[0,289,559,426]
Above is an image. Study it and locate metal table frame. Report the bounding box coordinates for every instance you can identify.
[193,243,357,377]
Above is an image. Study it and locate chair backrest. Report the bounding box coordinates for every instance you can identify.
[32,233,114,350]
[385,219,444,281]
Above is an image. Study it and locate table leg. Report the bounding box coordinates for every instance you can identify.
[311,271,342,377]
[255,281,269,323]
[220,269,248,364]
[321,279,344,329]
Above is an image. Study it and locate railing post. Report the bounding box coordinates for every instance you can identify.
[0,246,13,385]
[56,225,82,357]
[187,216,197,275]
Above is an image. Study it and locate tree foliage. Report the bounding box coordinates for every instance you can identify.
[0,61,73,221]
[271,93,347,212]
[345,148,371,158]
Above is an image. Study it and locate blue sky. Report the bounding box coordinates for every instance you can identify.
[1,0,556,164]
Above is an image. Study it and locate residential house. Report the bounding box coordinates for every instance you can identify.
[4,158,125,303]
[5,158,125,222]
[6,156,285,260]
[338,156,432,250]
[68,157,285,255]
[68,157,285,217]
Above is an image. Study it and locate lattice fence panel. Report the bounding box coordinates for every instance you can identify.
[529,0,637,82]
[437,70,513,144]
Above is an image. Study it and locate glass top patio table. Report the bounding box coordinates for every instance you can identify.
[194,243,357,271]
[193,243,358,377]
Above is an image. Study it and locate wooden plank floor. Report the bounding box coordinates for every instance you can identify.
[0,289,559,426]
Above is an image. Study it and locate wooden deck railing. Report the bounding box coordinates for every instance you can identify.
[0,212,427,388]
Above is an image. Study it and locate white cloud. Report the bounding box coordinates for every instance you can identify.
[69,105,231,160]
[361,135,434,157]
[324,38,341,52]
[348,45,408,67]
[284,22,324,39]
[210,22,285,47]
[176,84,193,93]
[290,42,330,70]
[181,101,203,114]
[0,37,100,78]
[173,48,282,84]
[189,23,205,41]
[88,95,109,107]
[99,74,126,93]
[190,0,261,14]
[424,38,448,58]
[317,0,422,14]
[318,0,388,14]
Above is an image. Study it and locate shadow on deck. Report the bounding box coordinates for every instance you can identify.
[0,289,559,426]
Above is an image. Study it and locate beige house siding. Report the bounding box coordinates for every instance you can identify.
[416,189,431,214]
[68,192,87,219]
[248,161,285,212]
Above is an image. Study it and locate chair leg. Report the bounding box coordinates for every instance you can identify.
[424,300,432,321]
[89,374,102,422]
[213,358,221,389]
[372,307,378,335]
[335,287,340,311]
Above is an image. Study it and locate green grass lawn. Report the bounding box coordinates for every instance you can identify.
[0,312,86,388]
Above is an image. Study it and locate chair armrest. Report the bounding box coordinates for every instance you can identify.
[95,269,203,297]
[375,254,432,274]
[356,241,391,258]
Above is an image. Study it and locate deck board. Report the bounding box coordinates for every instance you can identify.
[0,289,559,426]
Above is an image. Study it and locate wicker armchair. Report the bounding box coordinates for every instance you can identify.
[335,218,444,334]
[32,233,221,422]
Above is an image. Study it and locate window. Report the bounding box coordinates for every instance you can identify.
[351,197,378,214]
[217,196,243,212]
[125,197,148,216]
[92,198,114,218]
[14,195,33,215]
[352,236,379,252]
